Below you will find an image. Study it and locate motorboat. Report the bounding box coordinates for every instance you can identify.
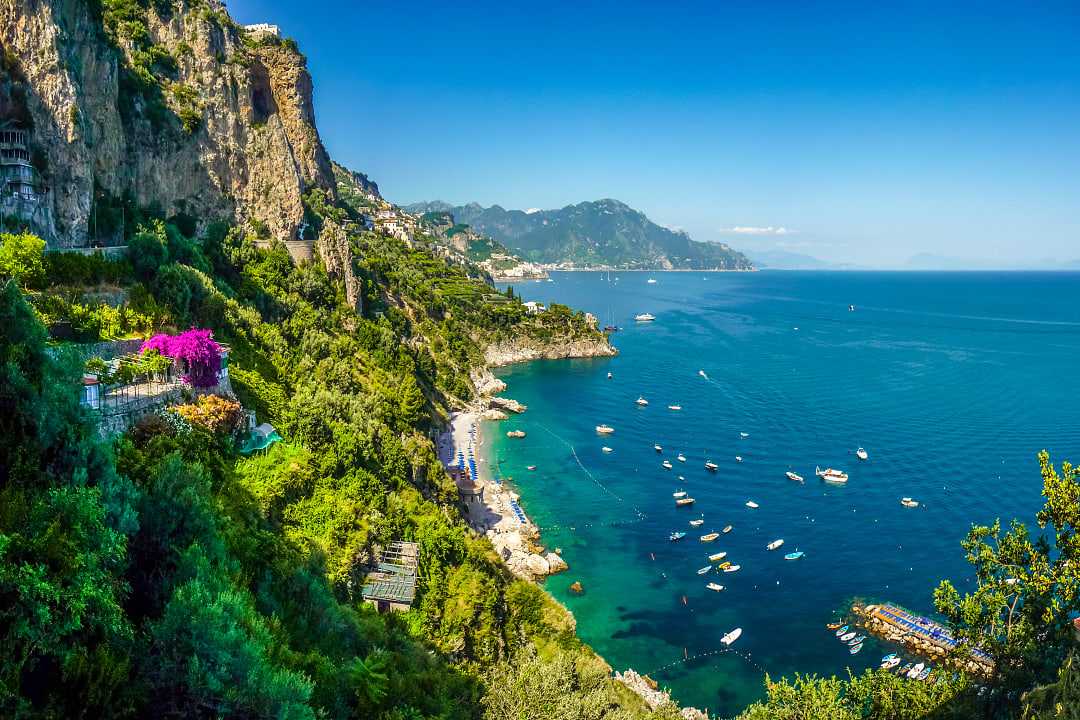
[655,444,663,452]
[840,631,856,642]
[834,625,849,637]
[907,662,925,679]
[721,628,742,645]
[636,397,649,406]
[708,551,728,562]
[662,460,673,469]
[527,465,536,471]
[696,566,712,575]
[901,497,920,508]
[740,432,749,438]
[856,447,869,461]
[673,490,687,499]
[676,497,696,506]
[826,622,843,630]
[700,532,719,542]
[784,550,805,560]
[677,453,687,462]
[849,642,863,654]
[881,657,901,670]
[735,456,743,462]
[786,471,804,482]
[722,564,741,573]
[698,370,708,379]
[602,446,613,453]
[596,425,615,434]
[722,525,733,534]
[816,466,849,483]
[689,518,705,527]
[669,532,687,542]
[634,313,656,322]
[706,582,725,592]
[897,662,913,676]
[607,372,613,379]
[704,461,718,471]
[603,327,618,334]
[647,278,657,284]
[745,501,759,509]
[766,539,784,551]
[668,405,682,411]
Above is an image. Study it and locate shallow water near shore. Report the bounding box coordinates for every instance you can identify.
[485,270,1080,716]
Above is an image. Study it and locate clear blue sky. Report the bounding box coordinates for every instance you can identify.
[226,0,1080,267]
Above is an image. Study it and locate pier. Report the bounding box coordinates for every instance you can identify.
[858,603,994,674]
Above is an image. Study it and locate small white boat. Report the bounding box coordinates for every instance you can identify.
[786,471,803,482]
[676,497,696,506]
[689,519,705,527]
[634,313,656,322]
[901,497,919,508]
[698,370,708,379]
[708,551,727,562]
[607,372,613,379]
[745,501,759,509]
[647,278,657,284]
[662,460,673,469]
[721,627,742,645]
[840,631,856,642]
[706,582,725,592]
[856,447,868,460]
[668,405,682,411]
[881,657,901,670]
[527,465,536,471]
[654,444,663,452]
[907,662,925,679]
[677,453,686,462]
[740,432,749,438]
[816,466,849,483]
[506,430,526,438]
[602,446,614,453]
[696,566,712,575]
[849,642,864,655]
[673,490,687,499]
[596,425,615,434]
[735,455,743,462]
[636,397,649,406]
[705,461,718,471]
[784,550,805,560]
[766,539,784,551]
[700,532,719,542]
[723,564,741,573]
[722,525,733,534]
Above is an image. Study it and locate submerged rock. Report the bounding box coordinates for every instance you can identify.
[569,580,584,594]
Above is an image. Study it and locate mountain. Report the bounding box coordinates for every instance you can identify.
[745,248,834,269]
[405,199,753,270]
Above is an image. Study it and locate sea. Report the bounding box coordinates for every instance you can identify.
[485,270,1080,717]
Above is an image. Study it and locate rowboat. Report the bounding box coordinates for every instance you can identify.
[881,657,901,670]
[700,532,719,542]
[834,625,849,637]
[881,653,898,663]
[816,466,849,483]
[897,662,913,676]
[784,550,805,560]
[676,497,696,506]
[669,532,686,541]
[696,566,712,575]
[848,635,866,646]
[826,622,843,630]
[706,582,724,592]
[840,631,856,642]
[849,642,863,654]
[722,525,733,534]
[721,628,742,645]
[766,539,784,551]
[705,461,718,471]
[596,425,615,434]
[917,667,932,681]
[786,471,804,482]
[708,551,728,562]
[689,519,704,527]
[745,501,759,509]
[722,564,741,573]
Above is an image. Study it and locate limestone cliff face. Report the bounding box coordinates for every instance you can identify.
[483,336,617,368]
[0,0,334,246]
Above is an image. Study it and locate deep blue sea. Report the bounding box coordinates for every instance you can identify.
[487,271,1080,717]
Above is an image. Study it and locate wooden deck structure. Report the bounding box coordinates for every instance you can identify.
[862,603,994,672]
[361,541,419,613]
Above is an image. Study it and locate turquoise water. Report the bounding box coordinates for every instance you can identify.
[486,271,1080,717]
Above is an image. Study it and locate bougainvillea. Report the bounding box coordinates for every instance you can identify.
[141,328,222,388]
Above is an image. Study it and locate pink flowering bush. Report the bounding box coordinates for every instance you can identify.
[141,328,222,388]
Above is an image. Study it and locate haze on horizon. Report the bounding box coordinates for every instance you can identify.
[227,0,1080,269]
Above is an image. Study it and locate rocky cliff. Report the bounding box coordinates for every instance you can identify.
[484,335,618,368]
[0,0,334,247]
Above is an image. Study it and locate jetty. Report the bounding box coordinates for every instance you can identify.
[858,603,994,674]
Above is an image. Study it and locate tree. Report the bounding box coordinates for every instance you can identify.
[0,232,46,289]
[127,221,169,280]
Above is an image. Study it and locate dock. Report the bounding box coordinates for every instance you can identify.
[859,603,994,674]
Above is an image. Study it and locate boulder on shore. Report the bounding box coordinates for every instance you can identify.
[545,552,568,574]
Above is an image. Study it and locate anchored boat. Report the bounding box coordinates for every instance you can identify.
[856,447,869,460]
[636,397,649,406]
[708,551,728,562]
[669,532,686,542]
[786,471,804,482]
[766,539,784,551]
[662,460,673,469]
[676,497,696,506]
[721,628,742,645]
[689,518,705,527]
[722,525,733,534]
[705,460,718,471]
[634,313,656,322]
[706,582,725,592]
[699,532,719,542]
[901,497,920,508]
[696,566,712,575]
[784,550,805,560]
[722,564,741,573]
[596,424,615,434]
[816,466,849,483]
[745,500,759,509]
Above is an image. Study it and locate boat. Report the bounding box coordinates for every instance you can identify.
[698,370,707,379]
[668,405,682,411]
[766,539,784,551]
[901,497,920,508]
[722,525,733,534]
[706,582,725,592]
[722,564,741,573]
[848,635,866,646]
[881,653,898,662]
[721,628,742,645]
[636,397,649,406]
[917,667,932,681]
[669,532,686,542]
[506,430,526,438]
[699,532,719,542]
[690,519,705,527]
[678,475,685,481]
[596,425,615,434]
[676,497,696,506]
[740,432,749,438]
[856,447,868,460]
[849,642,863,655]
[786,471,804,482]
[527,465,536,471]
[735,456,743,462]
[708,551,728,562]
[662,460,673,469]
[696,566,712,575]
[745,501,759,508]
[834,625,850,637]
[849,304,855,312]
[815,466,849,483]
[826,622,843,630]
[784,550,805,561]
[907,662,925,679]
[673,490,687,498]
[602,446,614,453]
[655,444,663,452]
[704,461,718,471]
[677,453,686,462]
[607,371,613,379]
[717,561,731,570]
[634,313,656,322]
[603,326,618,334]
[898,662,913,676]
[881,657,901,670]
[647,278,657,284]
[840,631,856,642]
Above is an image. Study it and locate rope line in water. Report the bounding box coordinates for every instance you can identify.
[648,647,768,678]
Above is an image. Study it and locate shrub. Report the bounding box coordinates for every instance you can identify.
[128,222,169,279]
[0,232,46,288]
[141,328,222,388]
[173,394,244,434]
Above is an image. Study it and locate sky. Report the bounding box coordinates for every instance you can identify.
[226,0,1080,268]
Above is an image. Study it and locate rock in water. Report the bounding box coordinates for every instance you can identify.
[569,580,584,594]
[544,552,568,574]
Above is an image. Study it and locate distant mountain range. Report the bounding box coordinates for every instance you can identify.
[403,199,753,270]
